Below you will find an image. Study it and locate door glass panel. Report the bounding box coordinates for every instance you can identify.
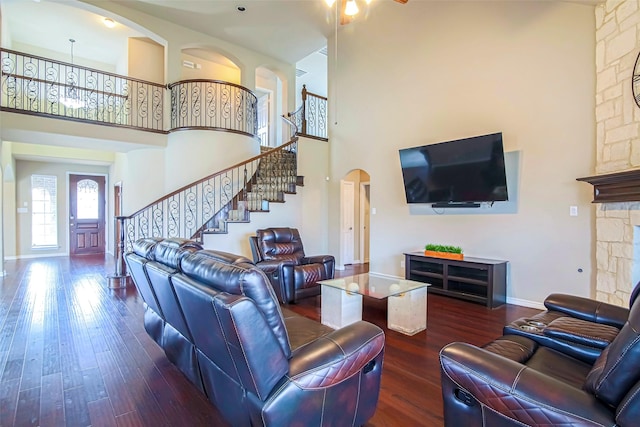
[77,179,99,219]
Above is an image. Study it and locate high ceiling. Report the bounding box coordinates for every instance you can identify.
[0,0,342,65]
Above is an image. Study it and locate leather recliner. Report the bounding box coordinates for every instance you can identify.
[503,282,640,363]
[439,290,640,427]
[249,227,335,303]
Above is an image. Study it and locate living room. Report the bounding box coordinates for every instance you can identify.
[1,0,639,425]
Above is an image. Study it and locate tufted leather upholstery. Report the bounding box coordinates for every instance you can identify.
[439,296,640,427]
[503,283,639,364]
[249,227,335,303]
[126,238,384,427]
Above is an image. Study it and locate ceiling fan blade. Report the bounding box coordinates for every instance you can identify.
[394,0,409,3]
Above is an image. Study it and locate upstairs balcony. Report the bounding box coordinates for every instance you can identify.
[1,49,327,142]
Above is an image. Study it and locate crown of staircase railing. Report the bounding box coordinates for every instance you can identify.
[287,84,327,140]
[0,48,165,132]
[169,79,258,136]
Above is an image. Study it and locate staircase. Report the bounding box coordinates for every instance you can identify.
[120,138,301,252]
[202,147,301,234]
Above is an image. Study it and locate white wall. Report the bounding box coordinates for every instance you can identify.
[327,1,596,307]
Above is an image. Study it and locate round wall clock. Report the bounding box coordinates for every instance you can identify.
[633,50,640,108]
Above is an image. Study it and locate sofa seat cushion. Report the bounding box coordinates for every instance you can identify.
[281,308,333,351]
[525,347,593,388]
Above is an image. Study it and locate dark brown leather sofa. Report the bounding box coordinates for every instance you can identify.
[439,290,640,426]
[126,237,384,426]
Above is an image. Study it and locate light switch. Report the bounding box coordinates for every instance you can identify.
[371,207,377,215]
[570,206,578,216]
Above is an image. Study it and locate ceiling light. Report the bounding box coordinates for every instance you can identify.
[103,18,116,28]
[344,0,359,16]
[325,0,336,6]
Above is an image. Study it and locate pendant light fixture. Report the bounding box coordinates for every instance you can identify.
[59,38,85,109]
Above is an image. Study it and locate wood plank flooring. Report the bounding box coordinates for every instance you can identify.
[0,256,540,426]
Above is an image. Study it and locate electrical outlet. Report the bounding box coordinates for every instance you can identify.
[400,260,405,268]
[570,206,578,216]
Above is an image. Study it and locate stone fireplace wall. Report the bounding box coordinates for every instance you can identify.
[595,1,640,305]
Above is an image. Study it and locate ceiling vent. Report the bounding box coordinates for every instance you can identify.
[318,47,328,56]
[295,68,307,77]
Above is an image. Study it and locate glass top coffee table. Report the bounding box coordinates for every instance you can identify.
[318,273,430,336]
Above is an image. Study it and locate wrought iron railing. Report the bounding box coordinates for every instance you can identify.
[169,79,258,136]
[120,134,298,252]
[288,84,327,140]
[0,48,165,132]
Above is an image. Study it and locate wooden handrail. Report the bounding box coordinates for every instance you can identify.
[167,78,256,95]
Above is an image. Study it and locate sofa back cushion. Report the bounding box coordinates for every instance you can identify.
[585,300,640,407]
[153,238,203,269]
[180,250,291,358]
[126,238,164,315]
[256,227,305,264]
[171,276,288,400]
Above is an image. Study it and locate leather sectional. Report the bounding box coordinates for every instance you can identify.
[125,237,385,427]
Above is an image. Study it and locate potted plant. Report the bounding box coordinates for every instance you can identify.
[424,244,464,260]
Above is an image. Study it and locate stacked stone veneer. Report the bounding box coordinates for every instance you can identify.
[595,0,640,306]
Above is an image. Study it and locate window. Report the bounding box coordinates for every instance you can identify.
[76,179,99,219]
[31,174,57,247]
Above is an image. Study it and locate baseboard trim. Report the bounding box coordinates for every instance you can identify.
[5,252,68,260]
[506,296,545,310]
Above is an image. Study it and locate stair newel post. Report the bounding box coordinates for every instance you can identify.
[242,166,248,220]
[107,215,130,289]
[301,84,308,135]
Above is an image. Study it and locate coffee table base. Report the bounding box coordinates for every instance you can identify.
[388,287,427,335]
[321,284,427,335]
[321,285,363,329]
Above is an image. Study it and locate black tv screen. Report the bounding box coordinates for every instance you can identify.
[399,132,508,205]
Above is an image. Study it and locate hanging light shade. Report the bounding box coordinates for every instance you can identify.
[60,38,85,109]
[344,0,359,16]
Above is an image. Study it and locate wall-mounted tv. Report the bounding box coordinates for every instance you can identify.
[399,132,508,207]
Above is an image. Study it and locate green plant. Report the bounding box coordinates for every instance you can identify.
[425,244,463,254]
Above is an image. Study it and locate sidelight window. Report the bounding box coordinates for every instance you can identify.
[31,174,58,247]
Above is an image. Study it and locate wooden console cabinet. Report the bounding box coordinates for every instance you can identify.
[404,252,507,308]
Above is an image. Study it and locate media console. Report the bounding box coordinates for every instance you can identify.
[404,252,507,308]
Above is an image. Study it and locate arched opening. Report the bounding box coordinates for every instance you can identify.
[340,169,371,267]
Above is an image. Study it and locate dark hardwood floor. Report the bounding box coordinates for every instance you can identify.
[0,256,540,426]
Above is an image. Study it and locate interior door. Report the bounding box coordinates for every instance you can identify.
[69,174,105,255]
[360,182,370,263]
[341,180,355,265]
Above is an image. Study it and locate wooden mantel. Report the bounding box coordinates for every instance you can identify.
[577,169,640,203]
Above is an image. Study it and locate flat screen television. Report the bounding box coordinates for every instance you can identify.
[399,132,508,206]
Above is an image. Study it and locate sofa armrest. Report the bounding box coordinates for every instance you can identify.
[288,321,384,388]
[302,255,335,278]
[544,293,629,328]
[440,342,614,426]
[254,260,296,304]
